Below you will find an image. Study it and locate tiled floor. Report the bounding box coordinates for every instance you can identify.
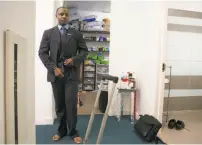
[78,91,103,115]
[159,110,202,144]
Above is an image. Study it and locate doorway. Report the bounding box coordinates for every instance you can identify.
[161,8,202,144]
[64,1,111,115]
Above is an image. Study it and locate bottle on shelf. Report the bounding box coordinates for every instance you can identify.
[119,71,137,89]
[119,72,128,89]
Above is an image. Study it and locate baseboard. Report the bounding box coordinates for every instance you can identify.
[35,117,54,125]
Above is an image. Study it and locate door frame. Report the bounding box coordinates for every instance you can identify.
[155,3,168,123]
[3,30,29,144]
[0,31,7,144]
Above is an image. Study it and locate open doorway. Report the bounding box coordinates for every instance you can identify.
[64,1,111,115]
[161,8,202,144]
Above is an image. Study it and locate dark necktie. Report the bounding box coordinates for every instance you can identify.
[60,26,66,35]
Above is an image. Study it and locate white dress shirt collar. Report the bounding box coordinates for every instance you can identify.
[58,24,69,30]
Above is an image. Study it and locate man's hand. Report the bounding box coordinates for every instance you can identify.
[64,58,73,65]
[54,67,64,78]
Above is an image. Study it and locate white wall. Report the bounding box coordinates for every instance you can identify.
[0,1,35,143]
[164,1,202,98]
[109,1,202,120]
[35,1,202,124]
[109,1,167,121]
[35,0,63,125]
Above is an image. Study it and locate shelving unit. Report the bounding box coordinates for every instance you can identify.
[68,12,110,91]
[81,30,110,91]
[164,66,172,122]
[96,64,109,91]
[82,63,96,91]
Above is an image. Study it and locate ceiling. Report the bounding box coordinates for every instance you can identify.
[63,1,111,13]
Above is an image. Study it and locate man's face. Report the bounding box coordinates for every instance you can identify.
[56,8,69,25]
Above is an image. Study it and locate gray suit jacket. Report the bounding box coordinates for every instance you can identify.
[38,26,88,82]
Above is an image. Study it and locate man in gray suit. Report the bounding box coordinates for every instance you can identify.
[38,7,88,143]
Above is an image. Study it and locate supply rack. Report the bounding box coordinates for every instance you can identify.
[163,65,172,123]
[81,30,110,91]
[69,19,110,91]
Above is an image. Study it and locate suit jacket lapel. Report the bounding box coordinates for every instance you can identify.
[52,26,60,42]
[52,26,60,62]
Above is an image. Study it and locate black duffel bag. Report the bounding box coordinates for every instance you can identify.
[134,114,162,143]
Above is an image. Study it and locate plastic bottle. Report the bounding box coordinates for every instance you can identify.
[121,72,127,89]
[120,72,125,89]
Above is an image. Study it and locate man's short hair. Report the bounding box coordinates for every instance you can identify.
[56,6,68,15]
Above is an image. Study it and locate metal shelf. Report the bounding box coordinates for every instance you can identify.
[88,51,109,53]
[84,39,110,43]
[81,29,110,91]
[80,30,110,34]
[164,65,172,122]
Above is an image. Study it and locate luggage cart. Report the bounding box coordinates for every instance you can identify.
[84,75,119,144]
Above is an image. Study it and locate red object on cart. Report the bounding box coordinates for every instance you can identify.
[132,79,137,120]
